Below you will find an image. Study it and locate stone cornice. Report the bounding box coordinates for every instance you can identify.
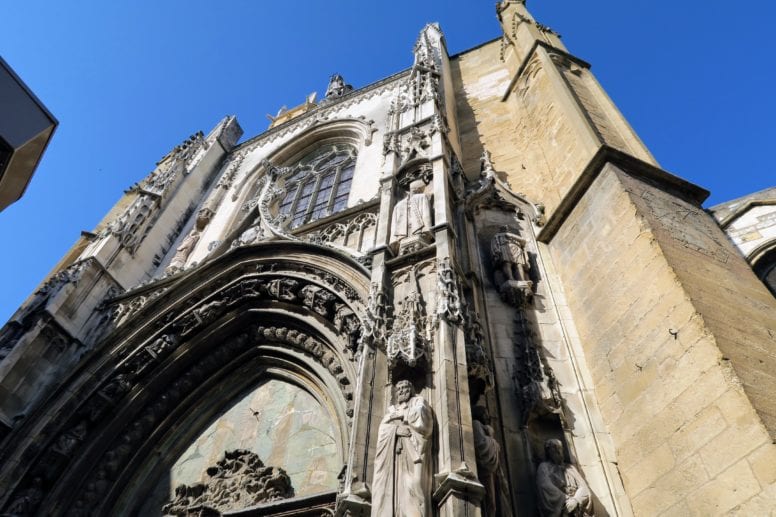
[537,145,710,243]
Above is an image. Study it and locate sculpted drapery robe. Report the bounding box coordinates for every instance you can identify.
[372,395,433,517]
[390,191,432,243]
[536,461,593,517]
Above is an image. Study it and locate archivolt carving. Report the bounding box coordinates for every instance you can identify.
[15,317,356,516]
[1,246,369,516]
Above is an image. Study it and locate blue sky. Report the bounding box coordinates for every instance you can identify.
[1,1,774,324]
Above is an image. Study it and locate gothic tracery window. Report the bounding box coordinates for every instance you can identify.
[278,144,356,229]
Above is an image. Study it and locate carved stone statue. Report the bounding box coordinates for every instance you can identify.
[166,230,200,273]
[491,226,533,306]
[536,439,594,517]
[390,179,433,253]
[372,380,433,517]
[324,73,352,99]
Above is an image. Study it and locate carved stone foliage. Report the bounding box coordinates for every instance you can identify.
[387,266,431,370]
[463,308,493,399]
[359,282,389,353]
[162,449,294,516]
[435,257,463,325]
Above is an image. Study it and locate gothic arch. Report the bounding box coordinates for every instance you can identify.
[231,117,374,216]
[0,242,372,516]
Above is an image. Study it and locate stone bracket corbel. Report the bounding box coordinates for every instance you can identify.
[432,465,486,506]
[335,493,372,517]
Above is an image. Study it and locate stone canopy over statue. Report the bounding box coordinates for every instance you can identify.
[390,178,433,254]
[372,380,433,517]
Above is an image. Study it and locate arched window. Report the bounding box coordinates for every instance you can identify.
[278,144,356,229]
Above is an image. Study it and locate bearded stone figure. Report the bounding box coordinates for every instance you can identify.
[372,379,433,517]
[536,439,594,517]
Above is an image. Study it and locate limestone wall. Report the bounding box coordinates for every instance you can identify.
[549,164,776,514]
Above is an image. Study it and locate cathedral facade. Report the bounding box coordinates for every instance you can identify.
[1,2,776,515]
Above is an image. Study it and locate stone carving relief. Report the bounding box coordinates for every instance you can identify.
[372,380,433,517]
[513,314,561,424]
[301,211,378,256]
[5,476,44,516]
[480,150,497,181]
[435,257,463,324]
[107,193,161,253]
[1,259,88,337]
[359,282,389,353]
[463,308,494,399]
[390,173,434,255]
[255,326,354,413]
[231,219,266,249]
[536,439,594,517]
[387,267,431,369]
[162,449,293,516]
[165,230,201,274]
[491,226,533,307]
[400,126,431,163]
[15,316,356,516]
[111,286,169,327]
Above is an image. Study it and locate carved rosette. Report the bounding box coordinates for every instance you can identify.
[162,449,293,515]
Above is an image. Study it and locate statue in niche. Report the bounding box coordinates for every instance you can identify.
[166,229,201,273]
[536,439,594,517]
[390,178,433,254]
[491,226,533,306]
[372,379,433,517]
[473,406,502,516]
